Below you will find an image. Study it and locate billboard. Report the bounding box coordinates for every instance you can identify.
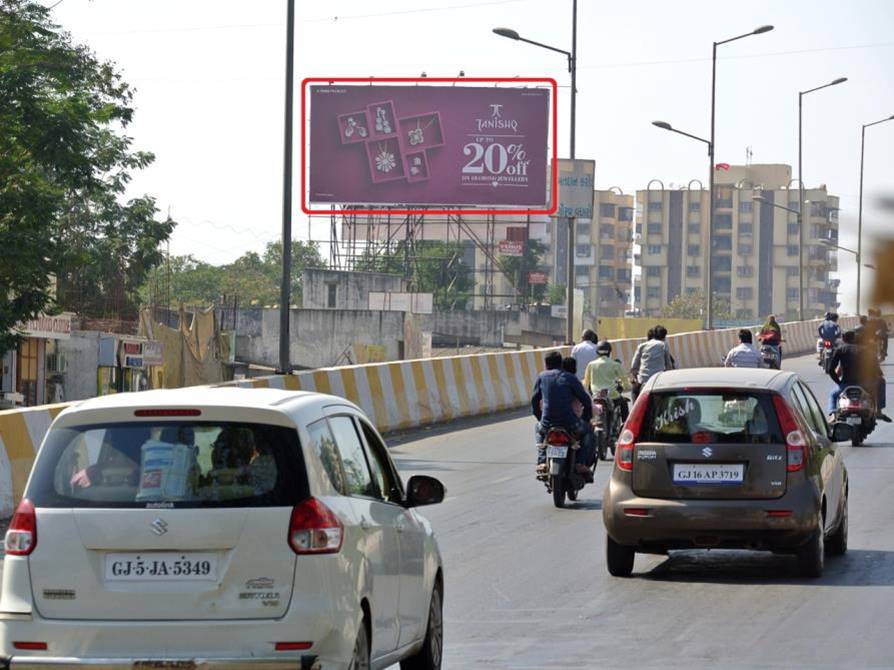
[554,158,596,219]
[305,80,554,213]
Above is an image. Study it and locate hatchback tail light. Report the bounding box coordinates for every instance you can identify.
[616,392,650,472]
[5,499,37,556]
[772,395,808,472]
[288,498,343,555]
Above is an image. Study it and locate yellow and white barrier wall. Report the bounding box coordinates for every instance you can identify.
[0,317,860,517]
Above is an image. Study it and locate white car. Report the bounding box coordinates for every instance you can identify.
[0,387,445,670]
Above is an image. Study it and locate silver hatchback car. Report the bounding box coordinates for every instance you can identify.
[1,387,445,670]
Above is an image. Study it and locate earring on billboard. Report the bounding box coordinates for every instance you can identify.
[375,107,392,134]
[375,143,396,173]
[344,117,357,138]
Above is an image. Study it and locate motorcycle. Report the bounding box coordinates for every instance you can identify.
[760,342,781,370]
[817,339,834,369]
[538,426,591,508]
[592,382,628,461]
[834,385,877,446]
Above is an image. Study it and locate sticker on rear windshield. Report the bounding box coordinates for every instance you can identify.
[637,449,657,460]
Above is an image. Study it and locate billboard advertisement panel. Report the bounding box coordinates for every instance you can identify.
[307,82,552,211]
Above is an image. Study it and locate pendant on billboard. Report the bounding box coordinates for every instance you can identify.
[375,145,396,173]
[375,107,392,134]
[408,117,434,146]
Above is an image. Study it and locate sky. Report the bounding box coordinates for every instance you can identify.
[44,0,894,313]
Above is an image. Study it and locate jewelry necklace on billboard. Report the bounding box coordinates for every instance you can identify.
[375,143,396,173]
[408,117,435,146]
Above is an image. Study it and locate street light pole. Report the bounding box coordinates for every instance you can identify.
[278,0,295,374]
[856,114,894,315]
[797,77,847,322]
[706,25,773,330]
[493,1,578,343]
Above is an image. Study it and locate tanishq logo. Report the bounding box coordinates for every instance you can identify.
[150,518,169,536]
[701,447,713,458]
[476,103,519,132]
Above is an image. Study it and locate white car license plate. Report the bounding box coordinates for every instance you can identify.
[672,463,744,485]
[105,552,218,582]
[846,416,862,426]
[546,446,568,459]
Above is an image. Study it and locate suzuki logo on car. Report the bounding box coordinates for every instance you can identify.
[150,518,169,536]
[701,447,713,458]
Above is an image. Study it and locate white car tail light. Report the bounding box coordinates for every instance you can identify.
[288,498,343,555]
[772,394,808,473]
[5,498,37,556]
[616,392,650,472]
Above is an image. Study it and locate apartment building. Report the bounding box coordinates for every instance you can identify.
[636,164,840,321]
[544,190,635,318]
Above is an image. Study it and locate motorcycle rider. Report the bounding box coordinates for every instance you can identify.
[532,351,595,478]
[827,330,891,422]
[759,314,783,364]
[584,340,629,423]
[724,329,764,368]
[630,325,674,402]
[570,329,599,380]
[867,308,889,360]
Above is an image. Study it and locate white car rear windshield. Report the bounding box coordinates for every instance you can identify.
[27,421,309,508]
[641,391,783,444]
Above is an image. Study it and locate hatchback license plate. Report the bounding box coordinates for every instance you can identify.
[672,463,744,484]
[546,446,568,459]
[105,552,218,581]
[846,416,862,426]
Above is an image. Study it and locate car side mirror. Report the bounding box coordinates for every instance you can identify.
[830,422,853,443]
[405,475,445,508]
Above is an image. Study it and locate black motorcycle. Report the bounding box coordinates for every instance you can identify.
[592,383,629,461]
[538,427,591,508]
[834,385,877,446]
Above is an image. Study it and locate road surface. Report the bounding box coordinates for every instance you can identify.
[388,349,894,669]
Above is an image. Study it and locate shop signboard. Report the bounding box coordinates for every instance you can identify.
[527,271,548,285]
[20,313,72,340]
[308,84,551,208]
[498,240,524,257]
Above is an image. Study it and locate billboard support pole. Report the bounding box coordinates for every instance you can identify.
[278,0,295,374]
[565,0,578,345]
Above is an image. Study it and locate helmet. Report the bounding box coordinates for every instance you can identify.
[824,311,833,320]
[596,340,612,356]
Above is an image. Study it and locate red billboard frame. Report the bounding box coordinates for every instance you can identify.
[300,77,558,216]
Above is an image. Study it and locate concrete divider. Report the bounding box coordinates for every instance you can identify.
[0,316,860,517]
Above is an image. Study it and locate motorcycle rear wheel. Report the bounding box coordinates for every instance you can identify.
[551,475,566,508]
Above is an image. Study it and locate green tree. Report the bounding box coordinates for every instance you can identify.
[500,239,548,304]
[662,290,731,320]
[0,0,174,347]
[547,283,566,305]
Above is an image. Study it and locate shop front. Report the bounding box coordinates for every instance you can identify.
[1,313,73,408]
[97,335,164,395]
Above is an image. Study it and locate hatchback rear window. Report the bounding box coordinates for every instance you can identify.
[27,421,309,508]
[641,391,783,444]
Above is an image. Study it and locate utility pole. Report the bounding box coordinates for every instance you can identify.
[278,0,295,373]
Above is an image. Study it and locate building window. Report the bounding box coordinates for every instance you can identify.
[576,222,591,236]
[599,265,614,279]
[810,202,827,217]
[647,244,662,255]
[647,223,662,235]
[619,207,633,221]
[646,266,661,277]
[647,287,661,299]
[787,245,798,257]
[687,223,701,235]
[685,287,699,296]
[786,288,800,299]
[788,201,799,211]
[689,202,701,212]
[575,244,591,257]
[686,266,700,278]
[687,244,700,256]
[736,265,754,278]
[713,236,732,251]
[714,214,733,230]
[739,201,753,213]
[715,187,733,207]
[787,223,799,236]
[787,267,799,277]
[738,244,753,256]
[736,287,754,299]
[738,222,753,236]
[714,256,732,272]
[575,265,589,276]
[326,283,337,308]
[648,201,662,212]
[600,223,614,238]
[616,268,631,281]
[599,203,617,217]
[601,245,614,259]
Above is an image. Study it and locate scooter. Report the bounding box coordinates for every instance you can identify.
[760,342,781,370]
[834,385,877,446]
[538,427,591,508]
[818,339,834,369]
[592,383,628,461]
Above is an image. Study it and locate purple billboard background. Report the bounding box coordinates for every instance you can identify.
[308,85,550,207]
